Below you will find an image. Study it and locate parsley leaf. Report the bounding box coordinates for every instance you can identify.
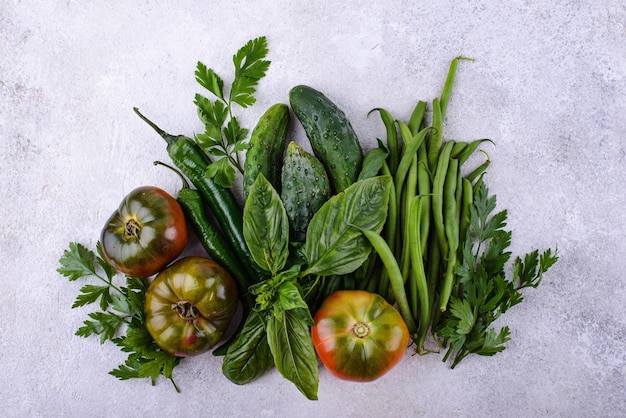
[58,242,182,391]
[58,242,97,280]
[194,36,271,188]
[437,182,558,368]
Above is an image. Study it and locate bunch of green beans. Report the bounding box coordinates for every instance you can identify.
[362,57,492,353]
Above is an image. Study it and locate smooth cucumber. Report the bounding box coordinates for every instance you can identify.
[243,103,290,200]
[280,141,331,242]
[289,85,363,193]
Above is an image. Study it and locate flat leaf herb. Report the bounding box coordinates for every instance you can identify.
[436,182,559,368]
[194,36,271,188]
[57,242,182,391]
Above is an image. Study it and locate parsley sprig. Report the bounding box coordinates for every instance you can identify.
[194,36,271,188]
[57,242,182,391]
[436,182,559,368]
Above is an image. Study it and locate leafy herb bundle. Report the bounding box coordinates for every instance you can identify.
[436,181,559,368]
[222,174,393,400]
[57,242,181,391]
[194,36,271,188]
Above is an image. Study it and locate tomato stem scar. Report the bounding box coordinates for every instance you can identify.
[124,219,141,240]
[352,322,370,338]
[172,301,200,321]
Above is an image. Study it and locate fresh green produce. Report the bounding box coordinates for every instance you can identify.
[222,310,274,385]
[436,182,558,368]
[221,174,392,399]
[289,85,363,193]
[57,242,182,391]
[194,36,271,188]
[280,141,331,242]
[154,161,254,307]
[100,186,188,279]
[364,56,559,364]
[311,290,409,382]
[59,38,560,397]
[144,256,239,356]
[243,103,290,200]
[133,108,267,284]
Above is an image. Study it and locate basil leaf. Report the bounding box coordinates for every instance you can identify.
[243,174,290,274]
[274,279,310,322]
[266,307,318,400]
[222,311,274,385]
[249,265,301,312]
[301,176,392,277]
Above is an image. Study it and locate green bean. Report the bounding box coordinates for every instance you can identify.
[370,108,399,175]
[428,98,443,173]
[451,141,468,159]
[378,162,395,301]
[439,158,460,312]
[394,123,429,201]
[458,138,493,167]
[440,56,474,120]
[408,100,427,135]
[432,140,455,257]
[459,177,473,254]
[426,233,442,334]
[400,154,418,283]
[417,144,431,252]
[472,172,487,195]
[359,227,418,338]
[455,159,463,222]
[466,150,491,183]
[409,196,430,353]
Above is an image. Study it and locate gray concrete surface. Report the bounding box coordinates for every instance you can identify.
[1,1,625,417]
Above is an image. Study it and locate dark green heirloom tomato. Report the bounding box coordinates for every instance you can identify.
[311,290,409,382]
[144,256,239,356]
[100,186,187,278]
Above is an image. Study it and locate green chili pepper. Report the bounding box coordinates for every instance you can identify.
[154,162,255,304]
[134,108,267,284]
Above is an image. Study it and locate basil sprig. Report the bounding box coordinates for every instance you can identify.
[223,174,392,399]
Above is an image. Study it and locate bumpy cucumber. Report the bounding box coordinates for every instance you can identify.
[281,141,331,242]
[243,103,290,200]
[289,85,363,193]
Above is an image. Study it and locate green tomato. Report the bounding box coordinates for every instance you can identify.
[100,186,188,278]
[144,257,239,357]
[311,290,409,382]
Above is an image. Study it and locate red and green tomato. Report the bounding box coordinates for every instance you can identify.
[311,290,409,382]
[100,186,187,278]
[144,256,239,356]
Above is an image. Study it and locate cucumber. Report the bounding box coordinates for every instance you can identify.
[281,141,331,242]
[243,103,290,200]
[289,85,363,193]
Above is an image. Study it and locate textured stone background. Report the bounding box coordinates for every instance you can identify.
[1,1,625,416]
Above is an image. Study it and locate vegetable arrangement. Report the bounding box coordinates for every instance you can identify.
[58,36,558,399]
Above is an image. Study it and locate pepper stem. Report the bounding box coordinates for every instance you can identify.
[154,160,190,190]
[133,107,177,147]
